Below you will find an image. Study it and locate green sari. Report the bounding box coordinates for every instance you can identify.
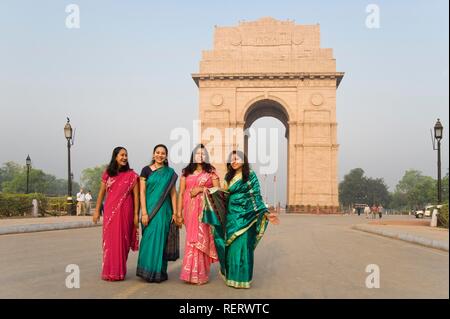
[202,170,269,288]
[136,166,177,283]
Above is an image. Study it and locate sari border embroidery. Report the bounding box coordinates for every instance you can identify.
[225,218,258,246]
[219,270,251,289]
[228,172,242,189]
[255,213,269,248]
[225,172,267,247]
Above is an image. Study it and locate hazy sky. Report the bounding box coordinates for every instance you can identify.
[0,0,448,205]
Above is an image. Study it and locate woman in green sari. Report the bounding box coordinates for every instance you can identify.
[136,144,181,282]
[202,150,279,288]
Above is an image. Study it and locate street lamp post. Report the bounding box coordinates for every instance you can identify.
[25,155,31,194]
[432,119,444,204]
[64,118,75,215]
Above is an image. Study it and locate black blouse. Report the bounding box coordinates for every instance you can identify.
[140,166,155,180]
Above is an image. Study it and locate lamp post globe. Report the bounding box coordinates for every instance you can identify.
[64,118,73,140]
[434,119,443,140]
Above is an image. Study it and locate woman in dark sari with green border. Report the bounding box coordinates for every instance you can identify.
[136,144,180,282]
[202,150,279,288]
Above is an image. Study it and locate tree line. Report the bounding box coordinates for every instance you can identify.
[339,168,449,211]
[0,162,80,196]
[1,161,449,210]
[0,161,106,199]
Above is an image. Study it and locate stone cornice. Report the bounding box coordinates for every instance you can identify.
[294,143,340,148]
[289,121,338,126]
[192,72,345,88]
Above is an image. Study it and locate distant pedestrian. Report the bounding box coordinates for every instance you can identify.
[76,188,86,216]
[357,206,363,216]
[85,190,93,215]
[378,204,384,219]
[364,205,370,218]
[371,204,378,219]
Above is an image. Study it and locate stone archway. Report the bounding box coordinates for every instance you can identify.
[244,99,289,136]
[243,98,289,207]
[192,17,344,213]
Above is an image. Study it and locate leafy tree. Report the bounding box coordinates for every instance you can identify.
[0,162,22,192]
[80,165,107,199]
[0,162,79,195]
[394,170,436,210]
[339,168,390,207]
[442,171,449,204]
[366,177,390,207]
[390,191,408,210]
[339,168,368,206]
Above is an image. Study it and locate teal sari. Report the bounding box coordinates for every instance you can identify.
[136,166,177,282]
[202,170,269,288]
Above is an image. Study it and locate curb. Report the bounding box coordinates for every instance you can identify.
[352,224,449,252]
[0,221,102,235]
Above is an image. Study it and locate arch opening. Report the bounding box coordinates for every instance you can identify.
[244,99,290,210]
[243,99,289,138]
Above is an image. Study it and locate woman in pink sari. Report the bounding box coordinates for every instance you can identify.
[177,144,219,284]
[93,146,139,281]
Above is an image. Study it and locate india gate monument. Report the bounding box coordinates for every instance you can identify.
[192,17,344,213]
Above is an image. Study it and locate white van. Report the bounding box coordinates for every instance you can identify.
[415,205,442,218]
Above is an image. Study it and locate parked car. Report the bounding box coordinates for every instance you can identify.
[415,209,428,218]
[415,205,441,218]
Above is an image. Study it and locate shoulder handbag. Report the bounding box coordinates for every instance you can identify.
[164,220,180,261]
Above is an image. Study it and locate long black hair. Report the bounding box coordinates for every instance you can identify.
[106,146,130,177]
[151,144,169,166]
[182,144,215,177]
[225,150,250,184]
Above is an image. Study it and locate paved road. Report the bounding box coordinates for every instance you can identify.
[0,215,448,298]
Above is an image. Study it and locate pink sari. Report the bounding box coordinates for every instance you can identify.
[180,171,218,284]
[101,170,139,281]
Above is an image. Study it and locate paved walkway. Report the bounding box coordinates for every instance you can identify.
[1,214,448,252]
[0,216,101,235]
[1,215,447,298]
[352,222,448,252]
